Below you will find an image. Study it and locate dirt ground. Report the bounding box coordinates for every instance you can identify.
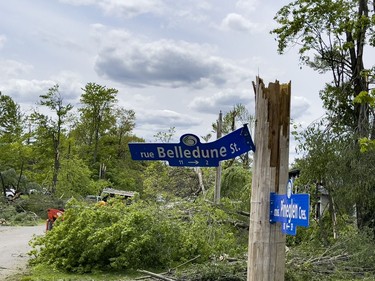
[0,225,45,281]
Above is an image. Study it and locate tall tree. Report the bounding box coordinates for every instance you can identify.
[113,107,135,157]
[272,0,374,139]
[79,83,118,165]
[212,104,255,168]
[95,108,143,190]
[0,93,29,197]
[0,92,22,142]
[212,104,254,135]
[153,127,176,143]
[31,84,73,194]
[272,0,375,230]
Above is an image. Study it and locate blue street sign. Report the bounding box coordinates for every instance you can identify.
[270,180,310,235]
[128,124,255,167]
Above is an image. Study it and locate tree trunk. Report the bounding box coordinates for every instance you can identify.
[16,161,24,191]
[93,123,100,164]
[52,147,60,194]
[328,191,338,239]
[194,167,205,196]
[52,114,63,194]
[0,172,6,197]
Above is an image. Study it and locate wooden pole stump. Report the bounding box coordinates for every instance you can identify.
[247,77,291,281]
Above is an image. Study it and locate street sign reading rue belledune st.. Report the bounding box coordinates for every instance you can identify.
[128,124,255,167]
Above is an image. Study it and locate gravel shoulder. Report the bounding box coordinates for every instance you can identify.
[0,225,45,281]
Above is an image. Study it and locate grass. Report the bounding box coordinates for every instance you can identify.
[6,264,141,281]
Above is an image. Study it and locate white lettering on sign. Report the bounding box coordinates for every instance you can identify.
[230,143,239,153]
[280,199,298,219]
[273,199,308,221]
[299,207,307,219]
[156,146,227,159]
[140,152,154,158]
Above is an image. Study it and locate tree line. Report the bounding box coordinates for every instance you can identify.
[2,0,375,241]
[0,83,144,199]
[0,84,253,208]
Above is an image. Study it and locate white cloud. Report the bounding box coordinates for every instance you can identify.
[0,34,6,49]
[291,96,311,120]
[221,13,258,32]
[235,0,259,13]
[58,0,96,5]
[166,1,212,25]
[92,27,249,88]
[36,29,84,52]
[107,0,162,17]
[0,59,33,79]
[2,79,55,105]
[50,71,84,103]
[136,109,201,128]
[59,0,164,18]
[189,89,255,114]
[2,72,82,107]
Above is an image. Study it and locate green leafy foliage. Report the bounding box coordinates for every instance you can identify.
[142,162,201,200]
[78,82,118,165]
[358,137,375,152]
[220,166,251,211]
[153,127,176,143]
[0,92,22,142]
[353,90,375,107]
[294,118,375,231]
[56,157,106,198]
[30,198,245,273]
[30,84,74,194]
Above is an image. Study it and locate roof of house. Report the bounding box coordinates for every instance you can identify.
[101,188,135,197]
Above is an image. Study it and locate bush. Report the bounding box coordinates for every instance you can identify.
[30,199,245,273]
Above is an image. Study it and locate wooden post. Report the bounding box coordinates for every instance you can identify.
[247,77,291,281]
[214,111,223,204]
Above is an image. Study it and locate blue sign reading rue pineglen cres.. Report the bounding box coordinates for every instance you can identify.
[270,180,310,235]
[128,124,255,167]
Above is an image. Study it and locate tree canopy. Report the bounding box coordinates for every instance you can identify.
[273,0,375,232]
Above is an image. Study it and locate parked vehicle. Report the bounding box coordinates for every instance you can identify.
[85,195,102,203]
[5,188,16,200]
[100,188,136,203]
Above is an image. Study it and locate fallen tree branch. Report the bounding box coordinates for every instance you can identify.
[137,269,176,281]
[237,210,250,217]
[139,255,202,280]
[172,255,201,271]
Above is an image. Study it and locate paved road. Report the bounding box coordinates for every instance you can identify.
[0,225,45,280]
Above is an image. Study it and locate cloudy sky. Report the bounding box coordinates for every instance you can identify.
[0,0,329,162]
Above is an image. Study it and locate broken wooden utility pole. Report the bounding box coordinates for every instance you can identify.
[247,77,291,281]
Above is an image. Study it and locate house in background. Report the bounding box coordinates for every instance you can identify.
[288,169,330,220]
